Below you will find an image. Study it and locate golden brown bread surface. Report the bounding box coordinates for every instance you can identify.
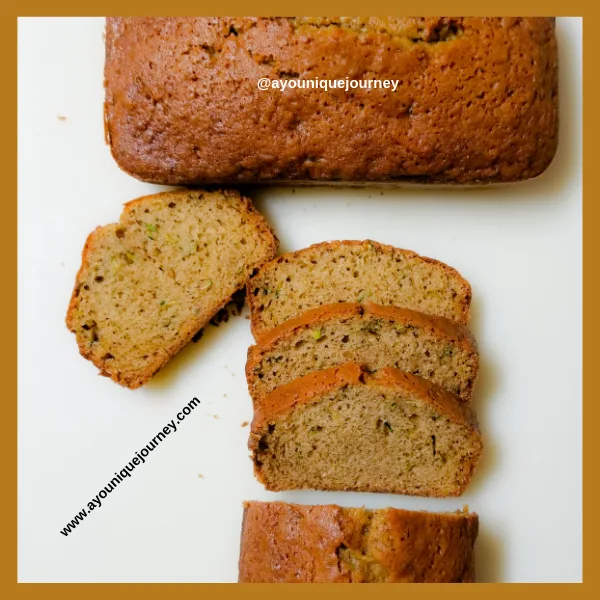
[247,240,472,338]
[105,17,557,185]
[250,363,482,496]
[246,302,479,403]
[66,189,277,388]
[238,501,479,582]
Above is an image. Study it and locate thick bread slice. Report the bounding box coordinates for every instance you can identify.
[247,240,472,339]
[238,501,479,583]
[66,189,277,388]
[250,363,482,496]
[247,302,479,404]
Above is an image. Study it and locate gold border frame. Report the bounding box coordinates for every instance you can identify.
[9,6,590,593]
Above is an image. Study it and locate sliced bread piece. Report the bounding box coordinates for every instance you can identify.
[247,240,472,339]
[250,363,482,496]
[66,189,277,388]
[239,501,479,583]
[247,302,479,404]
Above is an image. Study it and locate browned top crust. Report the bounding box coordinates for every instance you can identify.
[105,17,558,185]
[252,301,477,348]
[251,362,479,439]
[238,501,479,582]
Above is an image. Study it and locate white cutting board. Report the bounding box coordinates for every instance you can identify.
[17,17,582,583]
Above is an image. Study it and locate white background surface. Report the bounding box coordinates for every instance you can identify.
[18,17,582,583]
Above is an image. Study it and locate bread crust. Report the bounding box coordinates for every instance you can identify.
[238,501,479,583]
[105,17,557,185]
[66,189,278,389]
[246,240,473,337]
[246,301,479,402]
[249,362,483,496]
[251,363,479,435]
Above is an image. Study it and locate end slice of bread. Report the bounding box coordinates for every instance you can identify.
[239,501,478,583]
[247,240,472,339]
[66,189,277,388]
[250,363,482,496]
[247,302,479,404]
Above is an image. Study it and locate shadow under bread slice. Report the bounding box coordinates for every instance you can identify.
[66,189,278,389]
[247,240,472,339]
[250,363,482,496]
[247,302,479,404]
[239,501,478,583]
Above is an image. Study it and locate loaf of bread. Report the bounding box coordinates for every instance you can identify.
[66,189,277,388]
[250,363,482,496]
[238,501,479,583]
[246,302,479,404]
[105,17,557,185]
[247,240,472,339]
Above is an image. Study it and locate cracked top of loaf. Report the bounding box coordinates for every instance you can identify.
[105,17,558,185]
[238,501,479,582]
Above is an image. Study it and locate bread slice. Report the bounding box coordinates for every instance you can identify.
[247,302,479,404]
[247,240,472,339]
[250,363,482,496]
[66,189,277,388]
[238,501,479,583]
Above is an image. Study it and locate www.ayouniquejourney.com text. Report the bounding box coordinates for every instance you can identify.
[60,397,200,537]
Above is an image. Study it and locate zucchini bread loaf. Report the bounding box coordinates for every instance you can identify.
[105,17,557,185]
[238,501,479,583]
[246,302,479,404]
[66,189,277,388]
[247,240,472,338]
[250,363,482,496]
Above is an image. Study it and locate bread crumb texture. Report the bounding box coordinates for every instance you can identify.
[250,363,482,497]
[66,189,277,388]
[247,240,472,337]
[247,302,479,403]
